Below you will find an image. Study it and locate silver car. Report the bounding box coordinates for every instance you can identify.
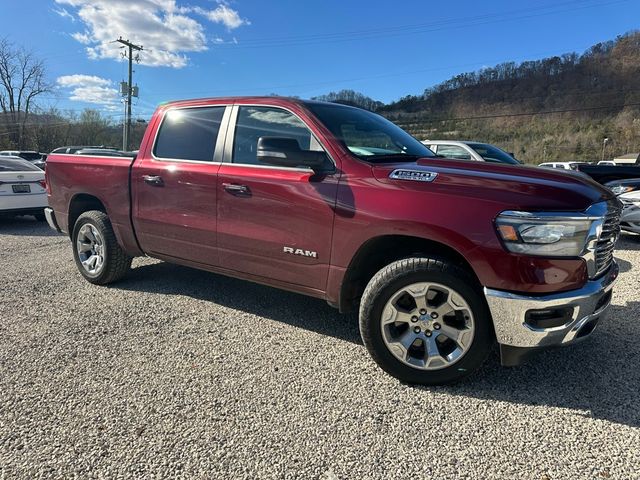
[421,140,520,165]
[607,179,640,234]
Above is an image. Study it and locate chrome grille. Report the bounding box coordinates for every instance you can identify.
[594,200,621,277]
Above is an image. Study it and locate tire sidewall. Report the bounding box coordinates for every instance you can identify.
[72,214,110,283]
[360,262,493,385]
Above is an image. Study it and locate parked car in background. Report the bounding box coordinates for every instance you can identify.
[50,145,118,155]
[0,150,46,170]
[0,156,47,221]
[576,161,640,184]
[421,140,521,165]
[45,96,621,385]
[598,160,616,166]
[538,161,585,170]
[606,178,640,234]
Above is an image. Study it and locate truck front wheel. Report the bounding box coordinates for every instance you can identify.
[71,210,132,285]
[359,257,494,385]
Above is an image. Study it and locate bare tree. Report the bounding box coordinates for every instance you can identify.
[0,38,51,148]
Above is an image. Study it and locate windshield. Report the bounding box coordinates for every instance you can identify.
[466,143,520,165]
[17,152,42,161]
[0,157,40,172]
[306,103,435,162]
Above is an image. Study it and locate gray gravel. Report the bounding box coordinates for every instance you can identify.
[1,216,639,479]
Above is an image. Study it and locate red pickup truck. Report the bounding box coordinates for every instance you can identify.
[45,96,621,385]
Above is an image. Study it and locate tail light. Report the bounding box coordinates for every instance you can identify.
[39,179,49,193]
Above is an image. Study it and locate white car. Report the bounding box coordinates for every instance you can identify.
[607,179,640,234]
[538,162,582,170]
[421,140,520,165]
[619,190,640,233]
[0,156,47,221]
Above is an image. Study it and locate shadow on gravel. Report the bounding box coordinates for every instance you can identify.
[113,261,361,345]
[615,257,632,273]
[0,216,61,237]
[114,260,639,428]
[617,234,640,251]
[435,301,640,428]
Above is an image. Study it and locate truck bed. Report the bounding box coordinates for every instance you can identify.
[45,153,142,255]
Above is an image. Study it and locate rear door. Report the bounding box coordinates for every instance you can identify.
[132,105,230,266]
[216,104,339,291]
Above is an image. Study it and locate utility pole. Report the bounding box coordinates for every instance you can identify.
[116,37,143,151]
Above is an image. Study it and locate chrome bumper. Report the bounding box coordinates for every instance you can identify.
[44,207,61,233]
[485,261,619,352]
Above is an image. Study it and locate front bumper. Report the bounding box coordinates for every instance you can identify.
[485,261,619,364]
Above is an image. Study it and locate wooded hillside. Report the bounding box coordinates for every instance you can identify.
[319,31,640,164]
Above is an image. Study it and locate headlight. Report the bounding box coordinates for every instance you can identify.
[609,185,635,195]
[495,212,596,257]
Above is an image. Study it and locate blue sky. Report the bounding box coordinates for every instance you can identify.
[2,0,638,122]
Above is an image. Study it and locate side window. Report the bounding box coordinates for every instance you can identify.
[232,106,322,166]
[435,145,472,160]
[154,106,225,161]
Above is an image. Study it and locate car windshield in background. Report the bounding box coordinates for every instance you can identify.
[306,103,435,162]
[18,152,43,161]
[0,157,40,172]
[466,143,520,165]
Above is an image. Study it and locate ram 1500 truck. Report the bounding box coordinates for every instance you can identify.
[44,97,621,385]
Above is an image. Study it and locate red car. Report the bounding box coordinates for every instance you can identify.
[44,97,621,385]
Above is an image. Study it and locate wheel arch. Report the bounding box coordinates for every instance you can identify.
[339,234,480,313]
[67,193,107,238]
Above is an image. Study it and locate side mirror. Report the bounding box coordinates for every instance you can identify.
[257,137,328,172]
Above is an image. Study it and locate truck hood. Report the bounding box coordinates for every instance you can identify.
[371,157,613,211]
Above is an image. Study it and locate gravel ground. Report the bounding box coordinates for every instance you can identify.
[0,217,639,480]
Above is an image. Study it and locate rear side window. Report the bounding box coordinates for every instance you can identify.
[0,158,40,172]
[154,106,225,161]
[435,145,472,160]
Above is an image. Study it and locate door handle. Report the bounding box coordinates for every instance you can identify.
[142,175,164,186]
[223,183,250,196]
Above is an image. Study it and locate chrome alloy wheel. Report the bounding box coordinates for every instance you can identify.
[381,282,475,370]
[76,224,105,276]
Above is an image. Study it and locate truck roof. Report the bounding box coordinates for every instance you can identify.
[159,96,348,110]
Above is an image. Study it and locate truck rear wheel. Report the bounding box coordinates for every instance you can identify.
[359,257,493,385]
[71,210,132,285]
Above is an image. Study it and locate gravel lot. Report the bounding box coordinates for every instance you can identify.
[1,217,639,479]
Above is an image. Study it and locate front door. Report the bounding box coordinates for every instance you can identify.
[132,105,228,266]
[216,105,339,291]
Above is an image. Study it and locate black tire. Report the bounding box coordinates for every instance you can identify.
[71,210,132,285]
[359,257,494,385]
[34,213,46,222]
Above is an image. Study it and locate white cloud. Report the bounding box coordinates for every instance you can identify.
[56,74,120,110]
[57,74,111,88]
[193,4,249,30]
[53,7,75,21]
[55,0,249,68]
[71,32,92,45]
